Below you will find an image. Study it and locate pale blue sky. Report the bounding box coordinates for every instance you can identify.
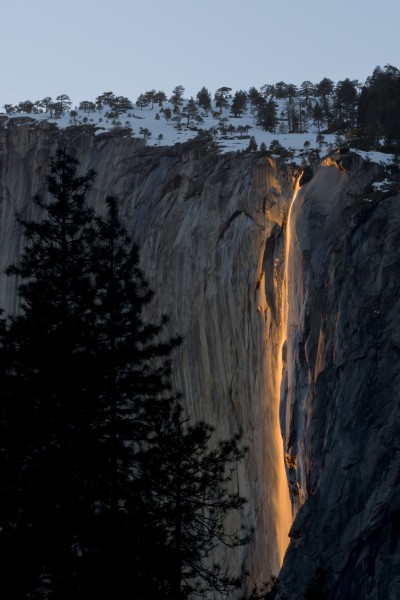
[1,0,399,107]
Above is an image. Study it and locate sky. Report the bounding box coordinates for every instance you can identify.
[1,0,399,108]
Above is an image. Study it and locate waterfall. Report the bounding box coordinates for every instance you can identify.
[274,176,300,564]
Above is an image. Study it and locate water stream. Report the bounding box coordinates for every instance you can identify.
[274,176,301,564]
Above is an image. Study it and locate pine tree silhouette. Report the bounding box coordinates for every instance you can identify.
[0,150,251,599]
[0,151,179,598]
[144,405,251,599]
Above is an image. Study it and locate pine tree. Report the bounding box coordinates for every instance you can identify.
[96,91,116,111]
[259,141,268,155]
[0,152,179,598]
[0,149,98,597]
[313,102,324,133]
[139,126,152,141]
[247,136,258,153]
[170,85,185,109]
[214,87,231,114]
[79,100,96,114]
[231,90,247,117]
[55,93,72,115]
[357,64,400,150]
[0,151,251,599]
[111,95,134,116]
[196,86,212,112]
[182,97,198,126]
[257,98,277,133]
[136,93,149,110]
[248,87,262,111]
[144,89,157,109]
[334,78,359,124]
[144,406,251,599]
[77,196,180,598]
[154,90,168,106]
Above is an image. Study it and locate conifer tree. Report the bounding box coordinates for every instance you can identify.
[247,136,258,153]
[144,406,251,599]
[0,149,98,597]
[247,87,262,111]
[154,90,168,106]
[256,98,277,133]
[76,196,180,598]
[0,151,178,598]
[196,86,212,112]
[214,87,231,114]
[0,151,251,599]
[182,97,198,126]
[231,90,247,117]
[170,85,185,109]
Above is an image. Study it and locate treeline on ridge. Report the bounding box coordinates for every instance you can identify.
[2,64,400,153]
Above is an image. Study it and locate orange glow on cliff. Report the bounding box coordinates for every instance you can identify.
[274,176,300,564]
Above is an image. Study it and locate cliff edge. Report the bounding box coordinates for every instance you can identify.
[1,122,399,598]
[0,121,294,587]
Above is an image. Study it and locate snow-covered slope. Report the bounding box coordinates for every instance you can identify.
[0,98,394,166]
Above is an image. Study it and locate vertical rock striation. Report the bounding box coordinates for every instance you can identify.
[0,122,294,589]
[278,153,400,599]
[3,124,397,597]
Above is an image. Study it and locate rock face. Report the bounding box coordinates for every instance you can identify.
[278,153,400,599]
[0,122,294,589]
[1,124,399,598]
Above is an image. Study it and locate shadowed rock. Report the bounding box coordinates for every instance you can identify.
[299,165,313,187]
[276,154,400,600]
[1,121,399,599]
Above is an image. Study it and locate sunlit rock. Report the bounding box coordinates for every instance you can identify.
[1,121,399,599]
[0,122,294,589]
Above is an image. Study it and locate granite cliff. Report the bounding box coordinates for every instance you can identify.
[277,153,400,599]
[0,121,399,598]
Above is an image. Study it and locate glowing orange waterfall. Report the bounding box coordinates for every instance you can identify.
[274,176,300,565]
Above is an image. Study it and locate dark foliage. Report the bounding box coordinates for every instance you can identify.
[357,64,400,150]
[304,568,330,600]
[0,151,250,599]
[144,406,251,598]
